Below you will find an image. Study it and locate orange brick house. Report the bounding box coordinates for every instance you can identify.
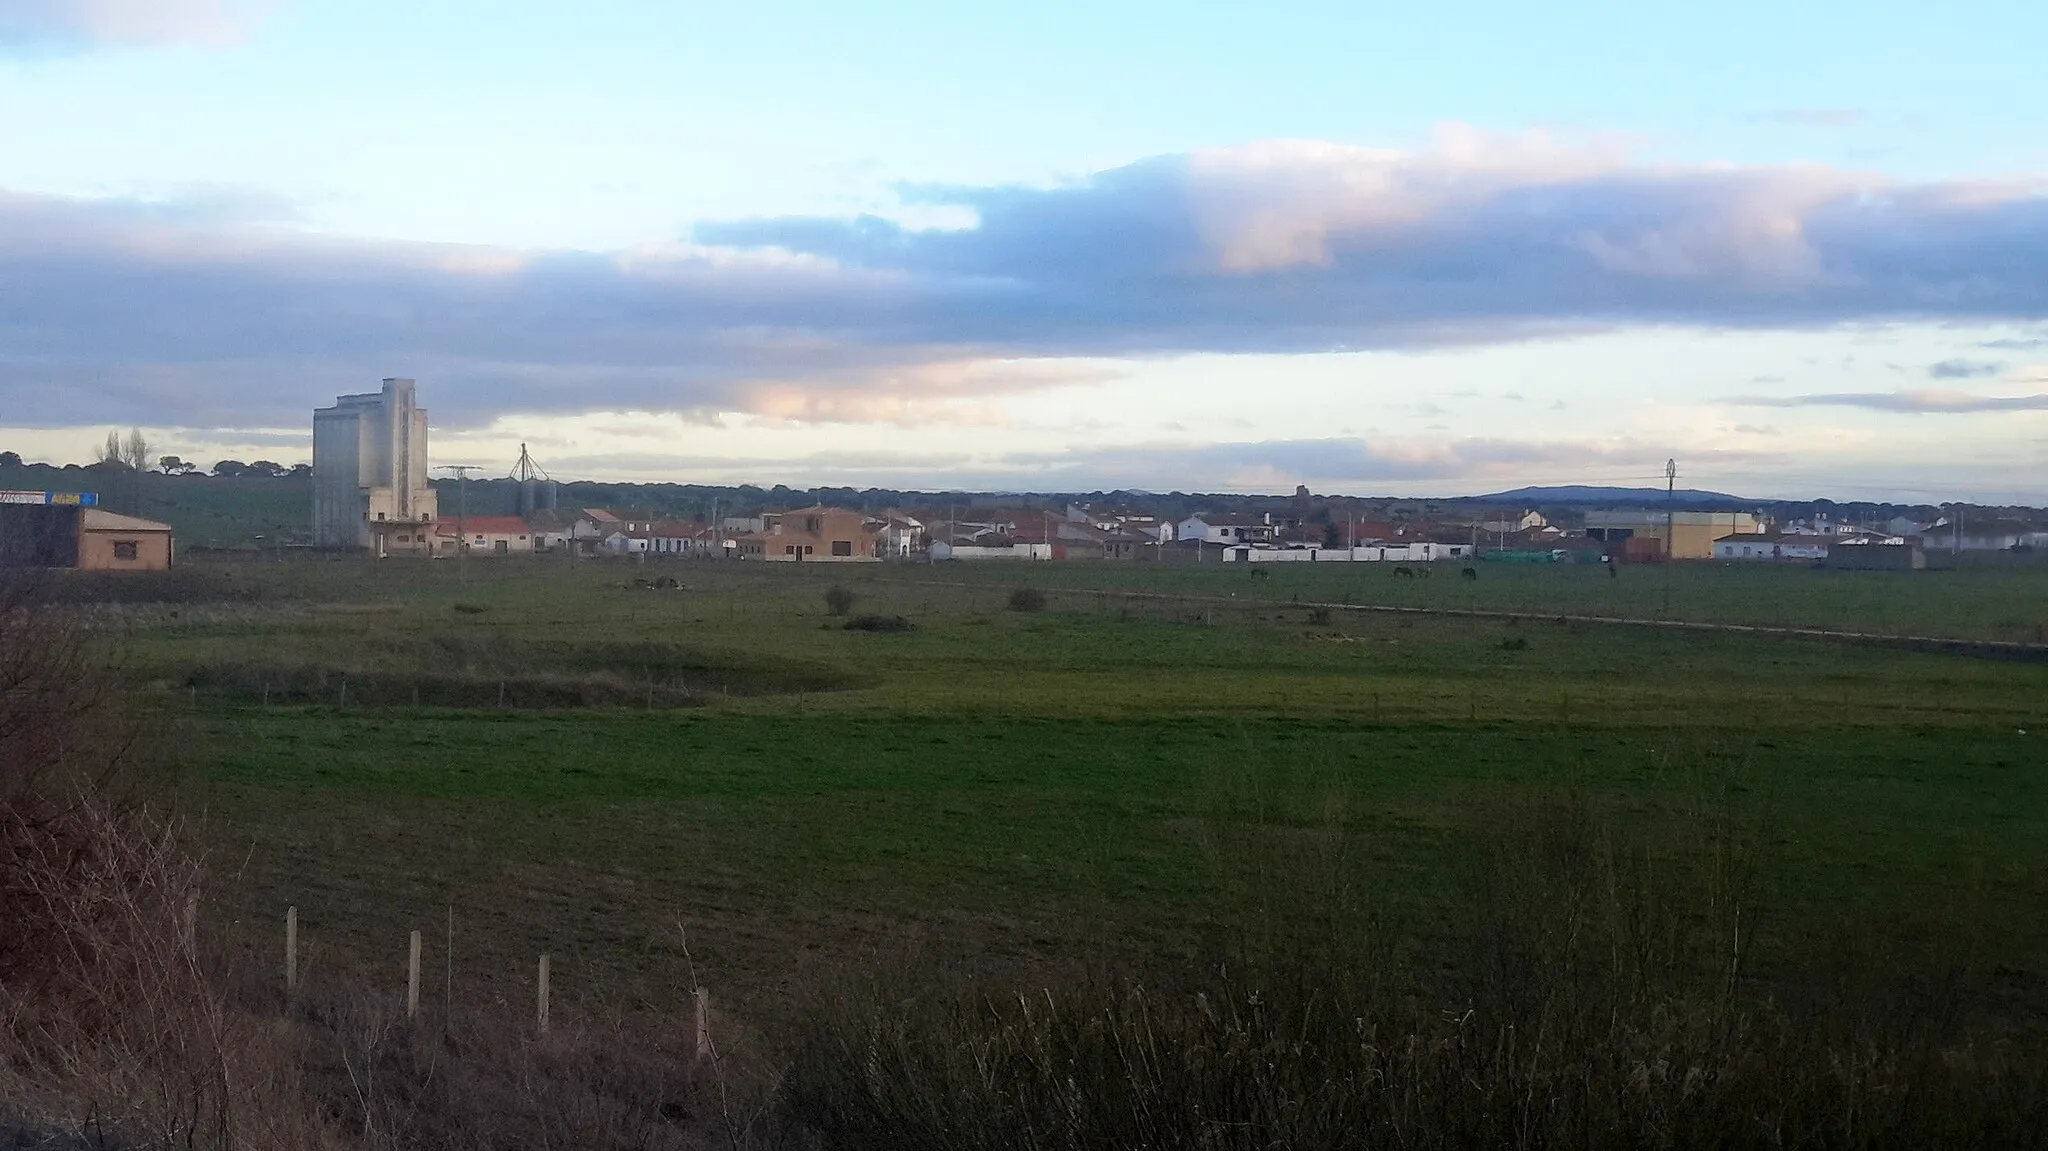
[732,506,882,561]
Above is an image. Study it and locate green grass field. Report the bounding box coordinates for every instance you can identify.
[84,557,2048,1049]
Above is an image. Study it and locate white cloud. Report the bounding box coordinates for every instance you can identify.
[0,0,265,46]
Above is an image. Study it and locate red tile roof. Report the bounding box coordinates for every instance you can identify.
[435,516,532,536]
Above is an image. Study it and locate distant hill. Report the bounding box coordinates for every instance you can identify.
[1473,485,1754,507]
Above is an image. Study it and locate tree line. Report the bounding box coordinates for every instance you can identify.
[0,432,308,479]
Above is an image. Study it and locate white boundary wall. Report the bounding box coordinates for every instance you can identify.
[930,542,1053,561]
[1222,544,1472,563]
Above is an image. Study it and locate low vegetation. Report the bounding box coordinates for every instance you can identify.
[842,613,915,633]
[5,557,2045,1147]
[788,794,2047,1148]
[1006,586,1047,612]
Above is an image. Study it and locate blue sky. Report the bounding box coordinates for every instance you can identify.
[3,0,2046,499]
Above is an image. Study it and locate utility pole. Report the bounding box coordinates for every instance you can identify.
[437,464,484,580]
[1663,458,1677,616]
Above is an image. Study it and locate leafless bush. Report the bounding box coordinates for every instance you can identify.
[0,800,340,1149]
[0,573,115,802]
[0,572,336,1149]
[291,992,708,1151]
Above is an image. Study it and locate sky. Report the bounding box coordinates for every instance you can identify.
[2,0,2046,501]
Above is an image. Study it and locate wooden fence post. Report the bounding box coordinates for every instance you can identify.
[693,987,711,1062]
[537,955,551,1034]
[285,906,298,997]
[407,930,422,1020]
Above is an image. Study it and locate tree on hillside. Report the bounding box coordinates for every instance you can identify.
[90,429,153,513]
[0,451,21,469]
[158,456,196,476]
[95,429,152,472]
[287,463,311,478]
[247,460,285,478]
[212,460,248,477]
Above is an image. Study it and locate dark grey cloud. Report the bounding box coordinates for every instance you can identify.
[1979,337,2045,351]
[1927,358,2002,379]
[1725,390,2048,413]
[7,138,2048,430]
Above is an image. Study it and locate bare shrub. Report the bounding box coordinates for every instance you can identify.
[0,573,122,801]
[0,802,339,1150]
[0,572,337,1149]
[1006,587,1047,613]
[292,993,706,1151]
[823,585,855,616]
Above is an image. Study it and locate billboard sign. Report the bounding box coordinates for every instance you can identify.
[0,490,98,506]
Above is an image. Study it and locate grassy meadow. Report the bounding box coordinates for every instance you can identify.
[48,553,2048,1143]
[109,559,2037,990]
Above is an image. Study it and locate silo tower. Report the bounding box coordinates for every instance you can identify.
[510,443,557,513]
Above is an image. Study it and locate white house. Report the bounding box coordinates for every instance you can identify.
[1714,532,1832,561]
[1478,510,1547,535]
[644,522,718,556]
[872,511,925,557]
[525,509,608,554]
[1067,505,1177,542]
[603,529,651,555]
[1178,513,1278,545]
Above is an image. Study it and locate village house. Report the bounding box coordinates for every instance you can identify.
[733,505,882,561]
[1178,512,1280,545]
[1713,532,1833,561]
[524,508,611,554]
[1066,504,1178,542]
[1922,516,2048,552]
[435,515,535,555]
[1477,509,1549,535]
[80,508,176,570]
[871,511,925,557]
[645,521,719,557]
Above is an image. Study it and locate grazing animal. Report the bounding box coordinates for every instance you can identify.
[1393,566,1416,579]
[1461,566,1478,581]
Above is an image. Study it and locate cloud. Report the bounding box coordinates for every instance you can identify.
[8,130,2048,430]
[1979,337,2045,351]
[1926,358,2002,379]
[1724,389,2048,413]
[0,0,265,46]
[557,435,1702,492]
[984,434,1769,491]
